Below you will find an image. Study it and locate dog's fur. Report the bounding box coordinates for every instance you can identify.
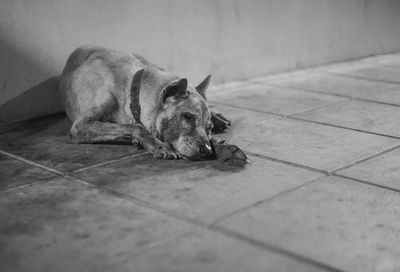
[59,46,231,160]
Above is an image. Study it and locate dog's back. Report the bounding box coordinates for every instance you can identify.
[59,46,148,124]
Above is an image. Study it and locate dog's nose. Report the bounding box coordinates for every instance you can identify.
[199,143,212,157]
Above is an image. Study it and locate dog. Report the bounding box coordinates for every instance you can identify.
[59,46,242,162]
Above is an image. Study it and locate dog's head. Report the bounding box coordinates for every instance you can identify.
[156,75,214,160]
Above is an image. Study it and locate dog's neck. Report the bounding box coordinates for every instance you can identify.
[129,69,143,125]
[129,66,179,137]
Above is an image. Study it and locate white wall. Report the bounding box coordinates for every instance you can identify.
[1,0,400,122]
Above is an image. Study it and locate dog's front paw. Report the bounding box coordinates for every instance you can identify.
[211,111,231,133]
[211,139,249,166]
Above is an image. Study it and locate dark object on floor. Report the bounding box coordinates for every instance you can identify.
[210,138,249,167]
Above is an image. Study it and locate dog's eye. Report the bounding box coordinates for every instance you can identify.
[182,112,195,121]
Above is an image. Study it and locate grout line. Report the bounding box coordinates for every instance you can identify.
[354,97,400,108]
[71,151,148,173]
[263,81,396,101]
[261,83,354,99]
[286,98,351,117]
[257,79,400,110]
[324,71,400,85]
[209,81,263,95]
[212,100,400,140]
[1,149,345,271]
[209,225,349,272]
[246,152,328,175]
[0,178,56,194]
[211,176,324,226]
[211,100,288,117]
[328,143,400,174]
[0,150,64,176]
[0,140,393,271]
[65,175,209,225]
[333,173,400,194]
[66,174,345,272]
[289,116,400,140]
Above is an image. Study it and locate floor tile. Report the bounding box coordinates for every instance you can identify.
[124,229,330,272]
[0,153,56,191]
[208,84,345,116]
[359,85,400,106]
[0,178,191,272]
[217,176,400,272]
[293,100,400,137]
[329,64,400,83]
[255,72,396,98]
[338,148,400,191]
[72,154,321,222]
[209,81,255,93]
[210,105,398,171]
[0,114,144,172]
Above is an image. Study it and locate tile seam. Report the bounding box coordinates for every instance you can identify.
[212,101,400,140]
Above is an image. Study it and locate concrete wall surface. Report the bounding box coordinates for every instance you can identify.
[1,0,400,122]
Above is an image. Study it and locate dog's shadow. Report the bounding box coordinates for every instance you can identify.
[129,154,247,182]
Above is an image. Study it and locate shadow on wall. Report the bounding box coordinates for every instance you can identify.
[0,39,64,123]
[0,76,63,123]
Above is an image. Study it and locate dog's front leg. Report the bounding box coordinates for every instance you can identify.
[67,120,181,159]
[210,137,249,166]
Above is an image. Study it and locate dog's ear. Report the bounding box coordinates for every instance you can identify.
[196,75,211,100]
[161,78,188,103]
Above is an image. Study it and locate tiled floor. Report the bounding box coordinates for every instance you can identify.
[2,53,400,272]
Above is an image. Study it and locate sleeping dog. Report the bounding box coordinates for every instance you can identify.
[60,46,247,165]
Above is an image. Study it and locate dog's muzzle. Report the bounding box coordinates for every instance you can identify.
[188,142,213,161]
